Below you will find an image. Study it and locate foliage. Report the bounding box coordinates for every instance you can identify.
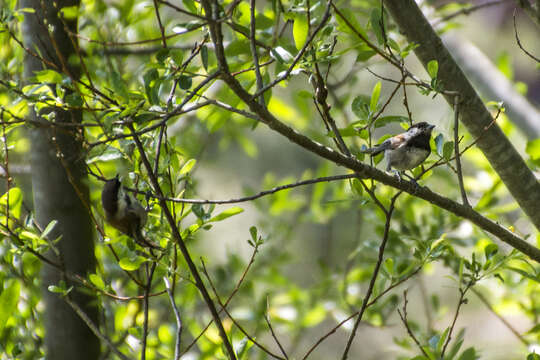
[0,0,538,359]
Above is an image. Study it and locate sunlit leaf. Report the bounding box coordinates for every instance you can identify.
[209,207,244,222]
[293,14,309,50]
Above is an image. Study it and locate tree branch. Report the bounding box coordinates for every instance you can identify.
[384,0,540,230]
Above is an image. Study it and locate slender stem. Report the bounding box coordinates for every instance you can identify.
[453,95,470,206]
[141,262,157,360]
[397,290,431,358]
[341,196,398,359]
[127,123,237,360]
[249,0,265,105]
[164,277,183,360]
[64,296,130,360]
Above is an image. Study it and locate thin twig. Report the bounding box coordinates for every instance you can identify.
[200,260,286,360]
[164,277,183,360]
[252,0,332,98]
[513,8,540,62]
[440,281,473,357]
[302,265,423,360]
[141,262,157,360]
[152,0,167,48]
[433,0,507,26]
[397,290,430,358]
[341,195,398,359]
[64,296,130,360]
[472,288,529,346]
[127,122,237,360]
[181,240,262,356]
[265,297,289,359]
[133,174,357,205]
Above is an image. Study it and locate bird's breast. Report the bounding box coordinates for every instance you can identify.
[386,146,430,170]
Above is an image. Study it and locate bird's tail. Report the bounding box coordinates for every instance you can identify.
[361,143,388,157]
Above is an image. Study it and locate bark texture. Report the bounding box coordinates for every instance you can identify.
[21,1,100,359]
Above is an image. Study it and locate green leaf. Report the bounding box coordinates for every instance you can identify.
[443,141,454,160]
[156,48,170,63]
[235,337,253,359]
[48,285,65,293]
[89,274,105,289]
[201,45,208,70]
[41,220,58,240]
[350,178,363,196]
[427,60,439,79]
[0,281,20,334]
[526,138,540,160]
[370,81,381,112]
[59,5,78,20]
[370,8,384,44]
[526,323,540,334]
[527,353,540,360]
[34,69,63,84]
[178,75,192,90]
[209,207,244,222]
[143,68,160,105]
[249,226,258,242]
[119,256,147,271]
[179,159,196,175]
[65,92,83,107]
[270,47,293,64]
[182,0,198,14]
[0,187,23,218]
[457,347,477,360]
[351,95,371,120]
[293,14,309,50]
[484,243,498,260]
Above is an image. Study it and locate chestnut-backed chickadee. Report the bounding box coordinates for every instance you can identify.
[101,175,160,249]
[363,122,435,179]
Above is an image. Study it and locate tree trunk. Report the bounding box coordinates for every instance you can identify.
[21,1,100,359]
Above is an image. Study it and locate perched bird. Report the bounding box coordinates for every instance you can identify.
[101,175,160,249]
[363,122,435,180]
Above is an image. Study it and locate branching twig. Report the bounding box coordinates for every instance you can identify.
[341,195,398,359]
[181,239,262,356]
[200,260,286,360]
[441,280,474,357]
[127,123,237,360]
[513,8,540,62]
[397,290,430,358]
[252,0,332,98]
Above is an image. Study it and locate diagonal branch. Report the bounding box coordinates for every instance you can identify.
[384,0,540,230]
[201,0,540,264]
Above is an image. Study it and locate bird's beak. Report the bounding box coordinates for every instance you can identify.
[428,124,435,130]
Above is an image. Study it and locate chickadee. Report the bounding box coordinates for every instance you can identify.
[363,122,435,180]
[101,175,160,249]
